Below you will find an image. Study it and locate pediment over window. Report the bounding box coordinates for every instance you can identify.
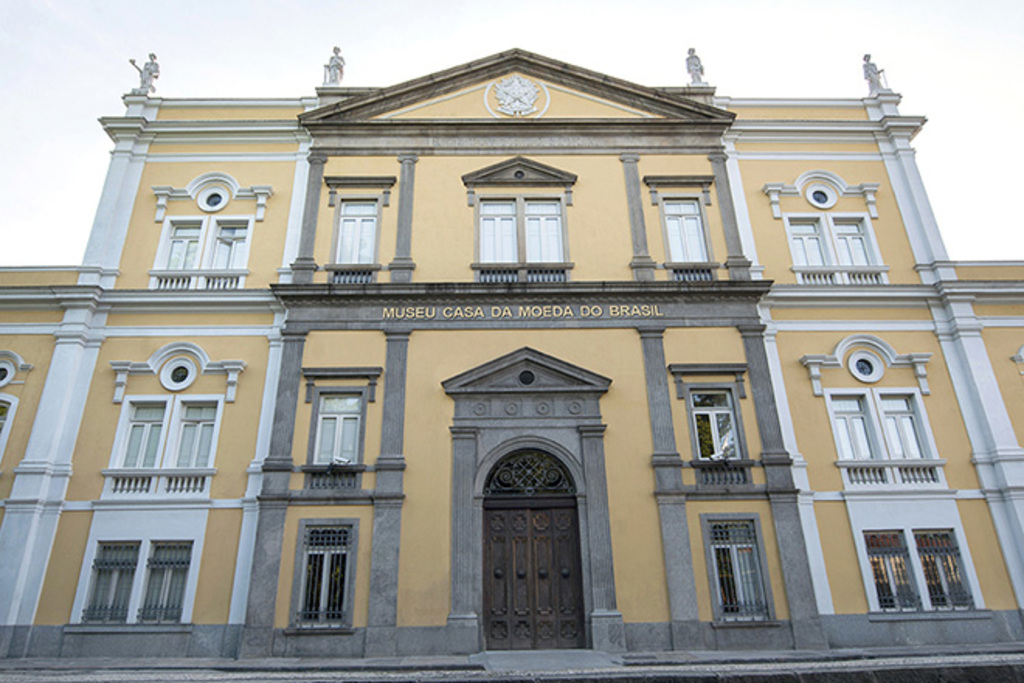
[442,347,611,396]
[462,157,577,188]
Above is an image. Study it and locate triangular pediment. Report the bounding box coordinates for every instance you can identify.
[462,157,577,188]
[301,49,733,125]
[442,347,611,395]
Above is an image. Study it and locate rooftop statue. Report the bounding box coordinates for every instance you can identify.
[129,53,159,95]
[863,53,890,94]
[686,48,707,86]
[324,46,345,86]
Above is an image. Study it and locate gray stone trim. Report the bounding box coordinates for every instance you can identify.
[446,426,482,654]
[324,176,396,207]
[739,324,826,649]
[668,363,748,399]
[708,152,752,281]
[637,328,701,648]
[388,154,418,282]
[240,332,307,657]
[292,154,327,284]
[301,366,382,403]
[643,175,715,206]
[288,518,360,630]
[620,154,656,281]
[363,330,411,657]
[462,156,577,189]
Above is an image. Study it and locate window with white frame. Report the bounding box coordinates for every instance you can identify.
[705,519,770,621]
[785,215,879,267]
[115,397,222,471]
[138,542,193,623]
[827,390,933,461]
[313,395,362,465]
[0,400,8,438]
[151,216,253,290]
[336,201,378,265]
[479,198,565,265]
[864,529,973,612]
[662,198,709,263]
[82,542,140,623]
[297,525,353,625]
[689,390,739,460]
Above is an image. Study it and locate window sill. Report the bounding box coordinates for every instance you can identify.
[710,619,781,629]
[284,625,356,635]
[664,262,719,282]
[148,269,249,291]
[472,262,574,284]
[791,265,889,286]
[66,623,193,634]
[325,264,380,285]
[867,610,990,622]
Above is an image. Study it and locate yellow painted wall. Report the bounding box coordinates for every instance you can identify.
[0,335,57,497]
[728,106,868,121]
[192,509,243,623]
[277,505,375,628]
[980,326,1024,449]
[65,336,269,501]
[155,106,302,121]
[813,502,867,613]
[737,160,916,285]
[773,330,976,492]
[958,499,1017,610]
[0,270,79,286]
[955,265,1024,281]
[35,511,93,625]
[115,160,298,289]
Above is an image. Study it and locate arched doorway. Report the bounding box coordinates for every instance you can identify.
[482,450,584,650]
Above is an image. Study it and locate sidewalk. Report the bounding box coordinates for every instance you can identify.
[1,644,1023,682]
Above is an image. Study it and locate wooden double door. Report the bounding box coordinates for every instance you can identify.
[483,498,584,649]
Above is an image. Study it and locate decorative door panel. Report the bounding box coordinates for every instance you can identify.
[484,503,583,649]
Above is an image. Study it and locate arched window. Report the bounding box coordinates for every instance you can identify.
[483,450,575,496]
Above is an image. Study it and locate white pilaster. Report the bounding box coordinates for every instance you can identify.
[277,141,312,284]
[723,135,763,279]
[0,292,105,625]
[932,294,1024,605]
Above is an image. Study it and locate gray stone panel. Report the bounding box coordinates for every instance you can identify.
[709,622,794,650]
[821,611,1024,649]
[389,154,418,282]
[620,154,656,281]
[708,152,752,281]
[60,626,193,658]
[292,154,327,284]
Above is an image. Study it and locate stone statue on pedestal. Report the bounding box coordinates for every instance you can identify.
[324,47,345,86]
[129,53,159,95]
[686,48,707,86]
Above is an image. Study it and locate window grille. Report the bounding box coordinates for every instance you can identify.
[299,527,351,624]
[483,451,576,496]
[864,531,920,611]
[708,521,768,621]
[82,543,140,623]
[138,542,192,623]
[914,531,973,609]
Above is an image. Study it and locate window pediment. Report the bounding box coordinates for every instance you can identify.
[442,347,610,396]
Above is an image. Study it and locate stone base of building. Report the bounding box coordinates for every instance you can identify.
[4,610,1024,659]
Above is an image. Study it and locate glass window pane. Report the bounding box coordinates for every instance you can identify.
[322,396,361,413]
[339,417,358,462]
[194,423,214,467]
[124,425,145,468]
[317,417,337,464]
[177,424,196,467]
[851,417,873,460]
[142,424,162,467]
[694,414,714,458]
[716,413,736,458]
[693,393,729,408]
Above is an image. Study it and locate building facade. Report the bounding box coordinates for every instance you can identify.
[1,49,1024,658]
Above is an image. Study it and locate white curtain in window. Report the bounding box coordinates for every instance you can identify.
[664,200,708,262]
[338,203,377,264]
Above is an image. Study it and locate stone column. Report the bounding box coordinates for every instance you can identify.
[388,154,418,283]
[239,330,306,657]
[637,327,701,648]
[620,154,657,281]
[364,330,410,656]
[739,324,826,649]
[578,424,625,652]
[447,426,481,653]
[291,153,327,284]
[709,152,752,281]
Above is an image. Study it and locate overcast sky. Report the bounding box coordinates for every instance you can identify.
[2,0,1022,266]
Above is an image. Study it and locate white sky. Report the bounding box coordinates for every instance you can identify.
[1,0,1022,266]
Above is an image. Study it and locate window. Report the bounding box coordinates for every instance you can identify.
[690,391,738,460]
[705,519,769,621]
[864,530,974,612]
[297,525,353,625]
[865,531,920,611]
[151,216,253,290]
[783,214,886,285]
[82,543,140,623]
[173,404,217,468]
[336,201,378,265]
[0,401,8,438]
[122,403,167,468]
[827,390,933,461]
[114,397,222,471]
[914,531,973,609]
[138,542,193,623]
[662,199,709,263]
[477,198,567,281]
[313,395,362,465]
